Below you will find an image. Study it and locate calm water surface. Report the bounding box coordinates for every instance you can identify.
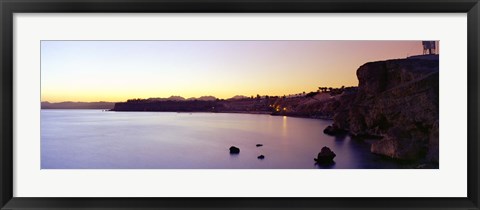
[41,110,405,169]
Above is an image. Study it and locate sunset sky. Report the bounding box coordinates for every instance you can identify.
[41,40,429,102]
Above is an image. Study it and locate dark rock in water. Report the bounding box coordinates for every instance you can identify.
[323,125,347,136]
[229,146,240,154]
[314,146,336,164]
[256,144,263,147]
[257,155,265,159]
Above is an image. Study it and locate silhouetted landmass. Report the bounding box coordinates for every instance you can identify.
[147,95,217,101]
[229,95,249,100]
[330,55,439,163]
[111,90,354,117]
[41,101,116,109]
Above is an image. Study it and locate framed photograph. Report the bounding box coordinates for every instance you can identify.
[1,0,479,209]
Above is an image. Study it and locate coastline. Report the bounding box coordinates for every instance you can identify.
[109,109,335,121]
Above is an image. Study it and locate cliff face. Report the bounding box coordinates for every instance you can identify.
[333,57,439,162]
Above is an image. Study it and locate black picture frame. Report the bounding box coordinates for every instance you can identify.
[1,0,479,209]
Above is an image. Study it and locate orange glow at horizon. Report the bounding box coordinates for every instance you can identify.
[41,40,432,103]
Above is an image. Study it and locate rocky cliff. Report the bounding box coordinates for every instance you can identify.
[332,56,439,162]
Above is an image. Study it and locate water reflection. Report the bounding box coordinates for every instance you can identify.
[281,116,288,137]
[315,161,336,169]
[41,110,408,169]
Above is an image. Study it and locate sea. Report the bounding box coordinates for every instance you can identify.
[41,109,406,169]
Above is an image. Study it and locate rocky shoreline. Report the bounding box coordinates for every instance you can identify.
[110,55,439,165]
[329,55,439,164]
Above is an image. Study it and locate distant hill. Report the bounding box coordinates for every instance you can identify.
[148,95,217,101]
[186,96,217,101]
[196,96,217,101]
[148,96,186,101]
[228,95,249,100]
[41,101,116,109]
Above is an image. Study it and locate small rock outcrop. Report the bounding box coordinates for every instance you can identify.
[257,155,265,159]
[256,144,263,147]
[314,146,336,164]
[323,125,347,136]
[229,146,240,154]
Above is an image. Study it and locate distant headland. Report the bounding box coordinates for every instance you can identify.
[110,87,356,119]
[41,101,117,109]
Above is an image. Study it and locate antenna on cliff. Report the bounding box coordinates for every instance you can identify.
[422,41,436,55]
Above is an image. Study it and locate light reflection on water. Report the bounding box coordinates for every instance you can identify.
[41,110,405,169]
